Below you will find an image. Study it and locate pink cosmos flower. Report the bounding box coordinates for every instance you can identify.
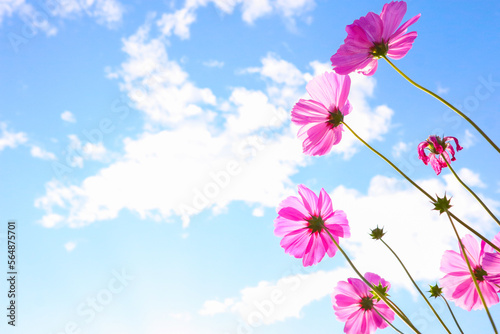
[418,135,463,175]
[274,184,350,266]
[291,72,352,156]
[483,232,500,288]
[440,234,500,311]
[332,272,395,334]
[330,1,420,76]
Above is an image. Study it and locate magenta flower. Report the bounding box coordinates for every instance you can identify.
[440,234,500,311]
[418,135,463,175]
[291,71,352,156]
[274,184,350,266]
[330,1,420,76]
[332,272,395,334]
[483,232,500,288]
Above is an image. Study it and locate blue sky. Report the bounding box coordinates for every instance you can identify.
[0,0,499,333]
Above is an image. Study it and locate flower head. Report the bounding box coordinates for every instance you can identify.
[428,283,443,298]
[431,193,453,215]
[332,272,395,334]
[369,226,386,240]
[418,135,463,175]
[291,72,352,156]
[331,1,421,76]
[274,184,350,266]
[439,233,500,311]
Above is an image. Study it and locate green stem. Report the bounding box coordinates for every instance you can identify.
[380,239,452,334]
[442,155,500,227]
[440,295,464,334]
[448,212,500,253]
[342,121,500,254]
[341,121,433,202]
[323,228,421,334]
[382,55,500,155]
[445,211,498,333]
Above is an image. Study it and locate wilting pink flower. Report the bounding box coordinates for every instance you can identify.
[291,71,352,156]
[440,234,500,311]
[274,184,350,266]
[332,272,395,334]
[330,1,420,76]
[418,135,463,175]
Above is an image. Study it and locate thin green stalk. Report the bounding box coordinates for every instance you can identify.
[382,55,500,155]
[442,155,500,226]
[445,211,498,333]
[341,121,433,202]
[372,307,405,334]
[342,121,500,254]
[323,228,421,334]
[380,239,452,334]
[448,212,500,253]
[440,295,464,334]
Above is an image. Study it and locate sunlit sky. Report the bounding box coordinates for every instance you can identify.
[0,0,499,333]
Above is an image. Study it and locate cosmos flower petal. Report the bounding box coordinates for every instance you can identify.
[306,72,351,112]
[392,13,421,38]
[291,99,330,125]
[380,1,407,41]
[387,31,418,59]
[297,184,319,215]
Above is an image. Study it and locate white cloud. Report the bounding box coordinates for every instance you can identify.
[0,0,124,39]
[436,83,449,95]
[244,53,306,87]
[157,7,197,40]
[392,141,411,158]
[64,241,77,252]
[202,59,224,68]
[61,110,76,123]
[30,145,56,160]
[109,24,216,126]
[62,134,110,168]
[199,171,499,324]
[168,312,192,321]
[156,0,316,40]
[35,24,395,229]
[83,142,108,161]
[199,298,235,316]
[461,129,476,149]
[35,125,306,228]
[0,122,27,151]
[48,0,124,27]
[457,167,486,188]
[0,0,24,23]
[225,87,287,135]
[252,207,264,217]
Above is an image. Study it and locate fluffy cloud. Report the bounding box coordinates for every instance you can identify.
[0,122,27,151]
[64,241,77,252]
[1,0,123,40]
[109,24,216,126]
[35,21,395,229]
[156,0,315,40]
[31,145,56,160]
[61,110,76,123]
[199,298,235,316]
